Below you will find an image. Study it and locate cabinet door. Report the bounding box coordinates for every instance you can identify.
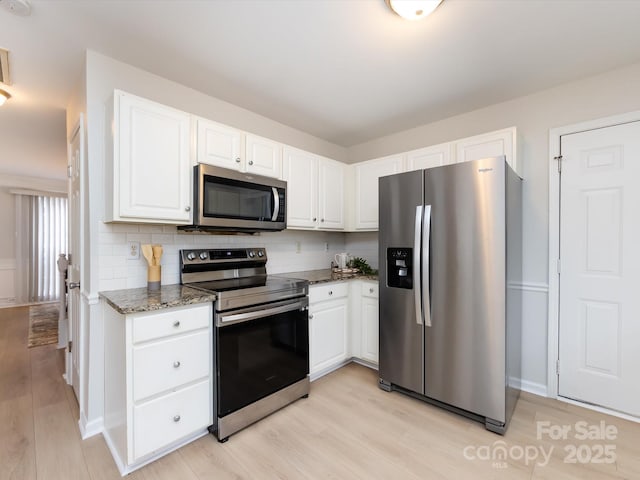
[406,142,452,171]
[117,92,191,223]
[318,157,345,230]
[282,147,318,229]
[360,297,379,364]
[454,127,517,175]
[245,134,282,178]
[355,155,404,230]
[309,299,349,374]
[196,118,242,170]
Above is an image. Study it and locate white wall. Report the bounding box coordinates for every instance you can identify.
[347,61,640,393]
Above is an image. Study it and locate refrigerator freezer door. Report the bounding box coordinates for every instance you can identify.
[423,157,507,423]
[379,170,425,395]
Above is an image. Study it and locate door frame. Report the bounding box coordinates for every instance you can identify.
[547,110,640,399]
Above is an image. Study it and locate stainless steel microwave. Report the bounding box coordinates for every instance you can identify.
[181,164,286,233]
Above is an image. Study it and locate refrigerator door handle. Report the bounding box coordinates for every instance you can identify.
[423,205,432,327]
[414,205,424,325]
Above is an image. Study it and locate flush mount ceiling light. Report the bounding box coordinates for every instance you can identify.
[386,0,443,21]
[0,0,32,16]
[0,89,11,106]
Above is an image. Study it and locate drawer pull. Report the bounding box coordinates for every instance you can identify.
[369,288,374,293]
[173,361,181,368]
[328,291,333,296]
[173,415,181,422]
[173,321,180,328]
[309,313,314,319]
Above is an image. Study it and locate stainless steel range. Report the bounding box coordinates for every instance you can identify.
[180,248,309,442]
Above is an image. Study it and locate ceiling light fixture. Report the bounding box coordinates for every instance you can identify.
[0,89,10,106]
[386,0,443,21]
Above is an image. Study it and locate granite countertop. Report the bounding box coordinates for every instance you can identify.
[100,284,216,315]
[280,269,378,285]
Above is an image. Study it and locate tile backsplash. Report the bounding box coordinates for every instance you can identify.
[98,223,356,291]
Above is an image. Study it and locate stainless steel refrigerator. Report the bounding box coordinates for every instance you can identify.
[378,156,522,434]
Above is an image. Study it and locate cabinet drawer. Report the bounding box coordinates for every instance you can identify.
[132,304,210,343]
[133,379,210,461]
[133,330,210,401]
[361,282,379,298]
[309,282,348,303]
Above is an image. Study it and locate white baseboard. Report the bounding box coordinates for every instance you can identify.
[79,412,103,439]
[509,376,548,397]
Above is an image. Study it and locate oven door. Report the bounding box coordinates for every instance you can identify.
[197,164,286,231]
[214,297,309,418]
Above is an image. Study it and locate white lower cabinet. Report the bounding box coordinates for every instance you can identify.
[309,283,349,377]
[359,281,379,364]
[103,302,213,475]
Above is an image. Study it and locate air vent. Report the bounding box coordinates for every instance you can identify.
[0,48,9,85]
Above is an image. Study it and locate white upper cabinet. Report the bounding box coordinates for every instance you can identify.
[245,134,282,178]
[283,146,344,230]
[195,118,242,170]
[405,142,452,171]
[283,147,318,229]
[106,90,192,224]
[354,154,404,230]
[196,118,282,179]
[454,126,520,177]
[318,157,345,229]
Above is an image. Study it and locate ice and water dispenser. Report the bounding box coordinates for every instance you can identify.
[386,248,413,289]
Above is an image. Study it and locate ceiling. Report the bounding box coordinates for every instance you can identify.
[2,0,640,180]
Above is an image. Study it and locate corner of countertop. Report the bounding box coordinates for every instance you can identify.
[99,284,216,315]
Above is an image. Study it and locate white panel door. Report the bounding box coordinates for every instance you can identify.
[559,121,640,416]
[196,118,242,170]
[318,158,345,229]
[245,134,282,179]
[282,147,318,229]
[406,143,452,171]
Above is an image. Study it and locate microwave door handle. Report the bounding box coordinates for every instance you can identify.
[271,187,280,222]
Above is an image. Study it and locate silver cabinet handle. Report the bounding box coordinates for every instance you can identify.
[321,218,325,222]
[313,217,317,222]
[309,313,314,319]
[68,282,80,290]
[248,160,254,166]
[173,321,180,327]
[173,415,181,422]
[328,291,333,296]
[173,361,181,368]
[185,206,191,212]
[369,288,374,293]
[235,157,241,163]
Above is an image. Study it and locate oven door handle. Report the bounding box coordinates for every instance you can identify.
[216,298,308,327]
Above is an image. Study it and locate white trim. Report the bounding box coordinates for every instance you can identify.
[507,281,549,293]
[82,291,101,305]
[557,396,640,425]
[0,173,67,193]
[519,379,548,398]
[79,411,103,439]
[548,109,640,401]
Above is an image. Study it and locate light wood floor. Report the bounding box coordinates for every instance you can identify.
[2,306,639,479]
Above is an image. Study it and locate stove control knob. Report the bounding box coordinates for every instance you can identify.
[257,250,264,258]
[248,251,256,258]
[199,252,209,260]
[186,252,196,261]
